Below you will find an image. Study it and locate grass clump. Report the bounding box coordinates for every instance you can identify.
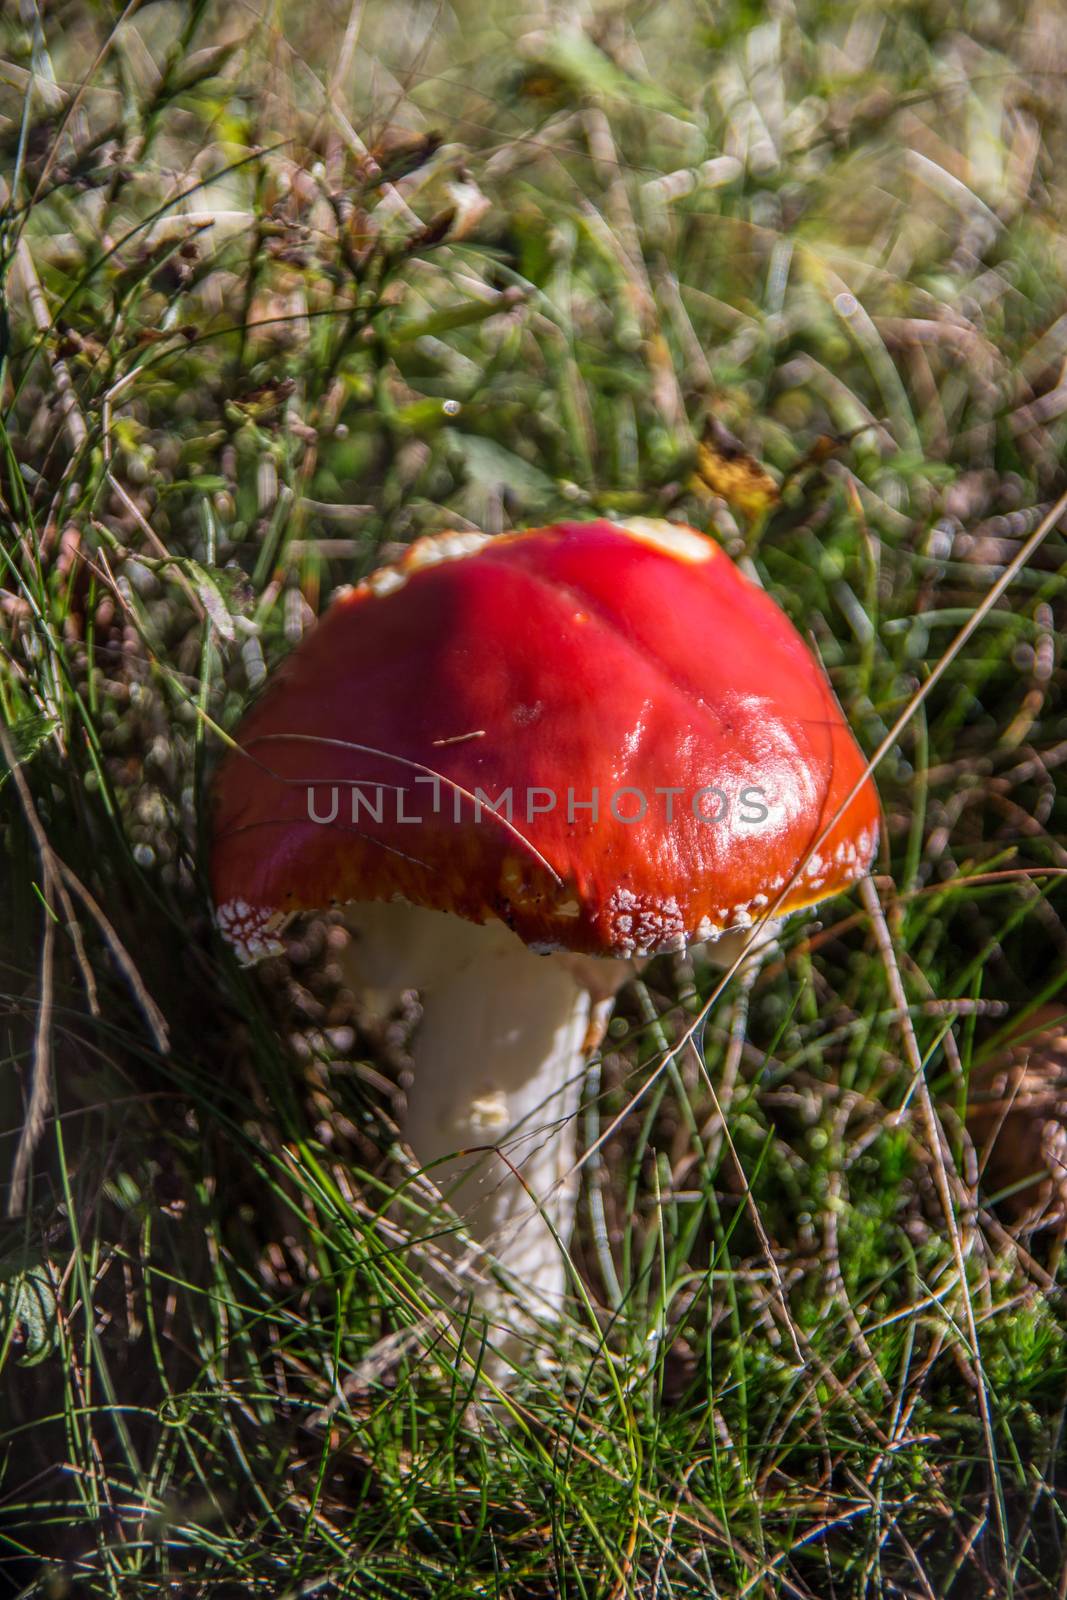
[3,0,1067,1595]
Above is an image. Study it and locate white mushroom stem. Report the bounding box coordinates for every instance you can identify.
[343,903,633,1328]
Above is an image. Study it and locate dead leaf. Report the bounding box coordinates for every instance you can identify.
[691,418,780,521]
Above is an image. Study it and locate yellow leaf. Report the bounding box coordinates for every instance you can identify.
[692,421,780,520]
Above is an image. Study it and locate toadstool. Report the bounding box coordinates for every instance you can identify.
[211,518,880,1345]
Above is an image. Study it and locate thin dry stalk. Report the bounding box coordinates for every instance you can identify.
[859,872,1009,1581]
[6,204,88,454]
[0,721,169,1211]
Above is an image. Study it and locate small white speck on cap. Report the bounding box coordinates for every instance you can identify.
[216,899,286,965]
[365,567,407,598]
[614,518,714,565]
[406,530,491,570]
[361,530,492,601]
[604,887,686,956]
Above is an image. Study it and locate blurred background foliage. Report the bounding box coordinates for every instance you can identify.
[3,0,1067,1594]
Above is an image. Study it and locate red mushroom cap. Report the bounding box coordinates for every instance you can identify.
[211,519,880,962]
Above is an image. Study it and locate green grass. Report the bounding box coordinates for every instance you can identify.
[3,0,1067,1594]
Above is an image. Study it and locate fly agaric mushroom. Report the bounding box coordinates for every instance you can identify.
[211,518,880,1340]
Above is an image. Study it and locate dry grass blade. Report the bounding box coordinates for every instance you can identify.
[860,872,1010,1588]
[8,859,56,1215]
[2,721,67,1213]
[54,860,169,1054]
[0,714,169,1210]
[1,174,88,455]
